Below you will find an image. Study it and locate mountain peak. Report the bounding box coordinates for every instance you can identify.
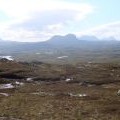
[47,34,78,46]
[64,34,77,39]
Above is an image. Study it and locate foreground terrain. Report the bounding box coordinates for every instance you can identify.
[0,60,120,120]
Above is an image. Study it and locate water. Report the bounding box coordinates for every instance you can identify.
[0,56,14,61]
[57,56,68,59]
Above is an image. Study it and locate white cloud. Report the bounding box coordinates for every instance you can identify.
[0,0,94,42]
[1,29,54,42]
[47,23,64,31]
[76,21,120,40]
[0,0,93,18]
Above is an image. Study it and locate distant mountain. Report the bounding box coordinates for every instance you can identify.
[47,34,79,46]
[0,34,119,52]
[102,36,117,41]
[46,34,119,50]
[0,34,120,63]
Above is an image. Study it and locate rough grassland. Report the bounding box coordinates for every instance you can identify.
[0,61,120,120]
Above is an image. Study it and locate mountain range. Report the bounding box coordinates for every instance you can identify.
[0,34,118,51]
[0,34,120,63]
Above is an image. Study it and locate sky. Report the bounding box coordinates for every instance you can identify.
[0,0,120,42]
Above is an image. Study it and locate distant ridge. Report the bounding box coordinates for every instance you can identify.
[0,34,119,54]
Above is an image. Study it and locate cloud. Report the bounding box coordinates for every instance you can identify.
[0,0,94,42]
[0,0,93,19]
[77,21,120,40]
[0,29,54,42]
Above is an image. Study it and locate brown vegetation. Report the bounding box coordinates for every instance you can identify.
[0,61,120,120]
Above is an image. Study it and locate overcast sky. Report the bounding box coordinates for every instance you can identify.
[0,0,120,42]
